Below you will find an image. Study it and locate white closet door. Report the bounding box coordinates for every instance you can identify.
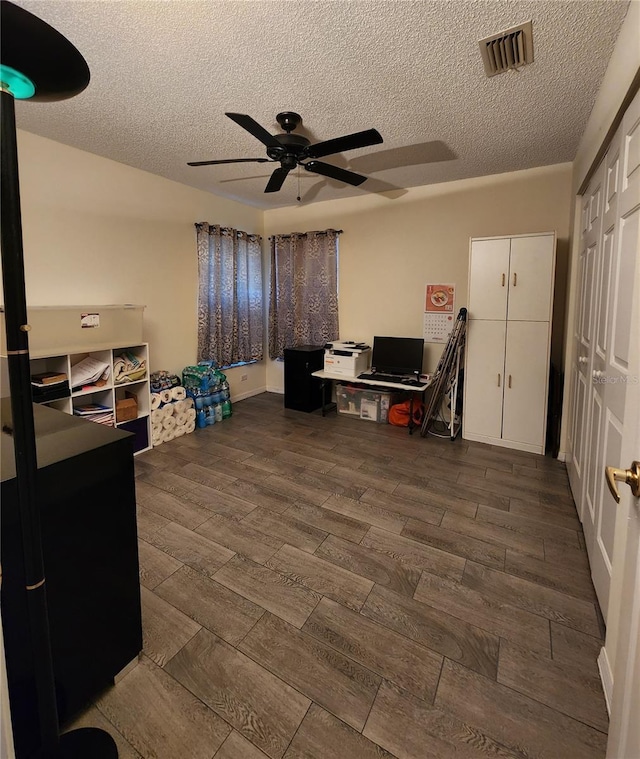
[507,235,556,321]
[569,160,605,515]
[502,321,550,451]
[463,320,506,440]
[468,238,510,320]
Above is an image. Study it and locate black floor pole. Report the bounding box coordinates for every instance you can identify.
[0,87,61,756]
[1,87,118,759]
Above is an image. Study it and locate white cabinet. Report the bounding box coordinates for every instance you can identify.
[463,233,556,454]
[468,234,555,322]
[467,238,511,319]
[464,320,506,440]
[502,320,550,448]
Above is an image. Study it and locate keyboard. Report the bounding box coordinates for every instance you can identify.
[358,373,424,387]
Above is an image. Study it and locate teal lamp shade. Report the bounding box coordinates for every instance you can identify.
[0,64,35,99]
[0,0,89,101]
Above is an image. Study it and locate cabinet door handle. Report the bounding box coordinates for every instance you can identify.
[508,374,512,388]
[501,273,505,287]
[513,272,517,286]
[497,374,501,387]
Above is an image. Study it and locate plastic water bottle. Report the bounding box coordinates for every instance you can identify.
[196,408,207,428]
[221,380,230,401]
[222,399,232,419]
[214,402,223,422]
[206,403,216,425]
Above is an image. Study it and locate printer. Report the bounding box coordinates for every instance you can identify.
[323,341,371,377]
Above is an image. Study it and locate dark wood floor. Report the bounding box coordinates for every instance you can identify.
[70,392,609,759]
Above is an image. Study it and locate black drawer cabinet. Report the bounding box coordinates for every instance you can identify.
[1,400,143,758]
[284,345,324,412]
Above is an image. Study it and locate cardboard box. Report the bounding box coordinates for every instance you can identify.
[335,383,395,423]
[115,394,138,423]
[324,348,371,377]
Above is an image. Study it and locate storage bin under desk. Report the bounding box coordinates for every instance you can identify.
[336,383,398,423]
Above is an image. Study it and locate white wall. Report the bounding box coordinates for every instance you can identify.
[264,164,573,392]
[8,136,575,404]
[5,131,266,399]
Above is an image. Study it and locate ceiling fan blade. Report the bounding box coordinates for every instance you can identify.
[304,161,367,186]
[303,129,383,160]
[187,158,272,166]
[225,112,282,148]
[264,166,290,193]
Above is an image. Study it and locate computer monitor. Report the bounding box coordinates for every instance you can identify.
[371,336,424,376]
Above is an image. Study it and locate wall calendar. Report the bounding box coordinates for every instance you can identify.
[423,283,456,343]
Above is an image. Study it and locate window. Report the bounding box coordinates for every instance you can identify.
[196,223,263,367]
[268,229,340,359]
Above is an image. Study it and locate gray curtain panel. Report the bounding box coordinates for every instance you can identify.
[268,229,340,360]
[196,223,263,366]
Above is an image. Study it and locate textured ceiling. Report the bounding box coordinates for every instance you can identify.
[12,0,630,210]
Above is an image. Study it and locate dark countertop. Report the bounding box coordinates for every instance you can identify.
[1,397,132,482]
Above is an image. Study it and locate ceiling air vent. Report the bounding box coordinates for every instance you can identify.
[479,20,534,77]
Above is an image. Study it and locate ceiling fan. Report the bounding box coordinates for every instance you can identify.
[188,112,383,193]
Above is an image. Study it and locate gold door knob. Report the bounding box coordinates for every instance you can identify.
[605,461,640,503]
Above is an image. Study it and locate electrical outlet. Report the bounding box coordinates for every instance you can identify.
[241,374,248,382]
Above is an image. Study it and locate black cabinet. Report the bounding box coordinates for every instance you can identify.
[1,400,143,759]
[284,345,324,412]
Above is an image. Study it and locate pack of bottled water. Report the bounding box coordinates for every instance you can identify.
[182,361,232,429]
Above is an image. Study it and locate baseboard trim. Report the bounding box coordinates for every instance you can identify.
[266,386,284,394]
[598,645,613,714]
[232,387,268,402]
[557,450,567,462]
[114,655,139,684]
[463,431,544,455]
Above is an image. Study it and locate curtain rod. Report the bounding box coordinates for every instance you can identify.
[268,229,343,240]
[195,222,261,240]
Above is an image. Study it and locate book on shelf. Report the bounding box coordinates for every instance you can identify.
[31,371,68,386]
[73,403,112,416]
[32,384,70,402]
[70,357,110,389]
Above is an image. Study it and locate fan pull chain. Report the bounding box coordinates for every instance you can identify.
[297,166,301,202]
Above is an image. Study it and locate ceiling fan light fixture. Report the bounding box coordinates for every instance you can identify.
[189,112,382,193]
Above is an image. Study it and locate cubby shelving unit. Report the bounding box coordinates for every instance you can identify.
[1,305,151,454]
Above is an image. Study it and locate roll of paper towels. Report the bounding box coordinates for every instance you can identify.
[171,386,187,401]
[151,407,165,424]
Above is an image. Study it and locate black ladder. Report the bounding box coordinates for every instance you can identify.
[420,308,467,439]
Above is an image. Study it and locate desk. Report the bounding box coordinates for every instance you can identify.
[311,370,431,433]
